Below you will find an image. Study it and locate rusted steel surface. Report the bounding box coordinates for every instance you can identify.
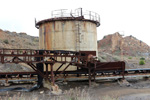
[0,72,37,76]
[0,49,89,84]
[0,49,126,86]
[95,61,125,71]
[38,19,98,71]
[0,49,82,64]
[0,72,37,81]
[36,8,100,72]
[37,9,99,53]
[95,61,125,79]
[38,19,98,52]
[79,51,96,56]
[36,17,100,27]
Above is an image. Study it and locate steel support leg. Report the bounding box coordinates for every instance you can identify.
[50,63,55,86]
[93,63,96,82]
[45,63,49,80]
[88,67,91,87]
[55,63,71,80]
[77,66,79,77]
[122,62,125,79]
[55,63,64,76]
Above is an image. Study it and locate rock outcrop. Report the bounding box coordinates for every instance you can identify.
[98,32,150,56]
[0,28,39,72]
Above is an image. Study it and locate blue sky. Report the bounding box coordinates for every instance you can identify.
[0,0,150,45]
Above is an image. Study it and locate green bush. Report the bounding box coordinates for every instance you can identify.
[128,57,132,59]
[3,39,9,44]
[139,60,145,65]
[140,57,145,60]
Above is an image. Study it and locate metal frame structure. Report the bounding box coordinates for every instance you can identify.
[0,49,125,86]
[50,8,100,24]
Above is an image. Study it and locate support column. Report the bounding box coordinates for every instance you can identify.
[36,50,44,86]
[36,63,44,86]
[50,63,55,86]
[77,66,79,77]
[45,63,49,80]
[88,63,91,86]
[121,61,125,80]
[88,67,91,86]
[93,63,96,82]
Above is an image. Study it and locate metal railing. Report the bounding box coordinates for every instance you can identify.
[0,49,89,65]
[50,8,100,23]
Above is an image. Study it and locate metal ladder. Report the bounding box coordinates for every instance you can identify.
[75,21,82,51]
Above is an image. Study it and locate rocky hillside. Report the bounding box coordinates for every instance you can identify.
[0,28,39,72]
[0,28,39,49]
[0,28,150,71]
[98,32,150,56]
[1,28,149,57]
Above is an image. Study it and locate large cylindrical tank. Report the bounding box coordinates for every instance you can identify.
[36,8,100,71]
[37,18,99,52]
[36,9,100,52]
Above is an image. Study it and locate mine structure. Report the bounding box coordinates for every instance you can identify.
[0,8,127,91]
[0,49,125,86]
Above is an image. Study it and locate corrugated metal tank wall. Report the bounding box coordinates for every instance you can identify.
[39,20,97,52]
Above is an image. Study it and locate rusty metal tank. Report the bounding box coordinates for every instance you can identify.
[36,8,100,52]
[36,8,100,71]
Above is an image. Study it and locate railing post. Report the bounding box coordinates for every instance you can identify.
[81,8,82,16]
[89,11,91,20]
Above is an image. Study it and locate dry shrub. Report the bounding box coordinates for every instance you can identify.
[99,95,118,100]
[52,87,91,100]
[0,92,38,100]
[0,88,118,100]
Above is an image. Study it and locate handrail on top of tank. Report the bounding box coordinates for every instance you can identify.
[51,8,100,24]
[35,8,100,28]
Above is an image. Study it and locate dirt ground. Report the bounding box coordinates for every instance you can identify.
[1,77,150,100]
